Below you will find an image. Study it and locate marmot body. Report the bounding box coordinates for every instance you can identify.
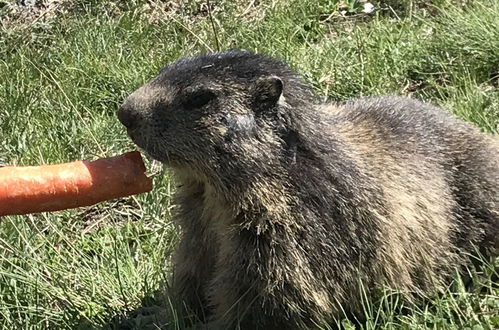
[118,49,499,329]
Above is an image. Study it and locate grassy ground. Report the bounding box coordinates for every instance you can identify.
[0,0,498,329]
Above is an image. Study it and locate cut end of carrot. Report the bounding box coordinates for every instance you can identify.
[0,151,153,216]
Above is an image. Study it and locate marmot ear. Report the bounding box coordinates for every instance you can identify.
[253,76,283,113]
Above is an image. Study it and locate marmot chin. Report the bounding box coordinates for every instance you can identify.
[118,49,499,329]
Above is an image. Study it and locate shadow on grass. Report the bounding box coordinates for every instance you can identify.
[107,288,202,330]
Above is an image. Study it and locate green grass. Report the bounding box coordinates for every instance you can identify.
[0,0,498,329]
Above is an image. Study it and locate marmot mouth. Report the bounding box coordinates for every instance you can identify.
[126,128,140,145]
[126,129,150,155]
[128,133,172,165]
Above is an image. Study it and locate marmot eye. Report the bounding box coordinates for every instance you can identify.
[182,90,217,109]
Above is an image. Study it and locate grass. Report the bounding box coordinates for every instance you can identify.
[0,0,498,328]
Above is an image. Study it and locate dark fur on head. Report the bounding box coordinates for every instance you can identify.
[119,49,499,329]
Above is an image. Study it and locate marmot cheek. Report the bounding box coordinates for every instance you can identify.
[214,125,228,136]
[223,113,256,138]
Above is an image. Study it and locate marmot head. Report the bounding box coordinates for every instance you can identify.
[118,49,315,179]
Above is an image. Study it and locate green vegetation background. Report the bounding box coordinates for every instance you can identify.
[0,0,497,329]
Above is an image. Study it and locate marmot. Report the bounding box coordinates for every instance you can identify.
[118,49,499,329]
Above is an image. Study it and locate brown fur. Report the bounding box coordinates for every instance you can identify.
[118,49,499,329]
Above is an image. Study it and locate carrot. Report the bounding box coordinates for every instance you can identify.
[0,151,153,216]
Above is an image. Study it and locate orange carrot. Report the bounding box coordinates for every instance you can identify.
[0,151,153,216]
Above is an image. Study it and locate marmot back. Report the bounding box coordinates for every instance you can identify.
[118,49,499,329]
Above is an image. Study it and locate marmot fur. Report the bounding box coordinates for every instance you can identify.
[118,49,499,329]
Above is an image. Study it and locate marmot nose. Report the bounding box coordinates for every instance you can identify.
[118,104,139,130]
